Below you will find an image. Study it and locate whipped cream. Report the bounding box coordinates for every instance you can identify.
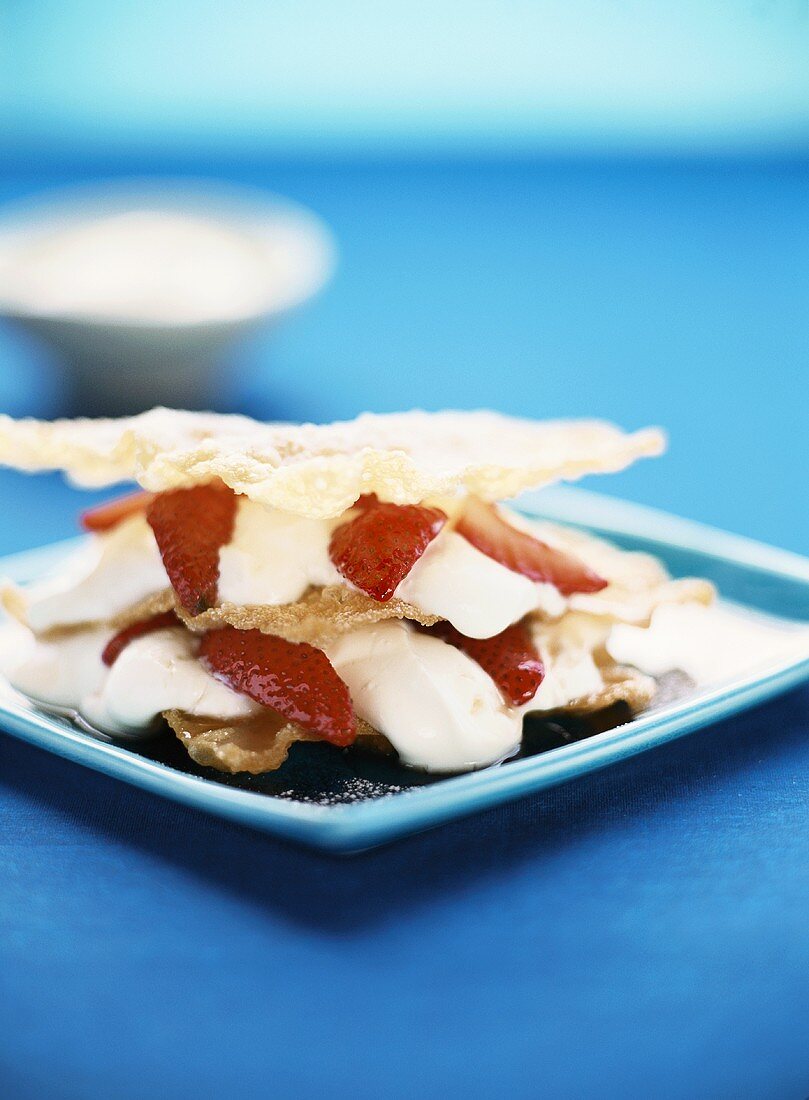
[607,601,809,686]
[1,623,259,736]
[1,622,112,710]
[20,514,168,632]
[395,529,565,638]
[84,626,260,734]
[327,619,522,771]
[217,499,342,606]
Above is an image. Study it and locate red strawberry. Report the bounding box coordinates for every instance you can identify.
[146,484,237,615]
[432,620,544,706]
[81,490,153,533]
[456,498,607,596]
[102,611,179,667]
[329,499,447,602]
[200,627,357,746]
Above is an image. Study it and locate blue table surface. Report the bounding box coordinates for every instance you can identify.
[0,157,807,1099]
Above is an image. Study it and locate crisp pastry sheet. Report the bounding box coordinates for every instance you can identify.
[2,584,442,646]
[522,520,715,624]
[164,710,387,774]
[0,407,664,518]
[529,610,657,715]
[172,587,441,645]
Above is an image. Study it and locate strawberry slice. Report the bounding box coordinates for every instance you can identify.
[102,611,179,667]
[200,627,357,746]
[81,491,153,533]
[146,484,237,615]
[431,620,544,706]
[456,498,607,596]
[329,499,447,602]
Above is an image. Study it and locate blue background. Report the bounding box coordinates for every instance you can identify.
[0,155,806,1100]
[1,4,808,1097]
[4,2,809,159]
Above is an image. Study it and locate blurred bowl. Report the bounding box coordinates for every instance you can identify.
[0,179,336,415]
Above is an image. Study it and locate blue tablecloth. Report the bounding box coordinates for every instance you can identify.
[0,158,807,1098]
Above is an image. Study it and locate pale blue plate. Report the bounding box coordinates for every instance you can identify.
[1,486,808,854]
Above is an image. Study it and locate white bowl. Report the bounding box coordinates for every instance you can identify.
[0,179,336,415]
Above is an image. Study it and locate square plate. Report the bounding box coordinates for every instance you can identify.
[1,486,808,854]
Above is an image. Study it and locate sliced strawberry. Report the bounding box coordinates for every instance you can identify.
[200,627,356,746]
[81,490,153,533]
[329,499,447,602]
[146,484,237,615]
[456,498,607,596]
[102,611,179,667]
[431,620,544,706]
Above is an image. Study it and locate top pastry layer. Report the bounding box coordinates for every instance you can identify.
[0,407,664,518]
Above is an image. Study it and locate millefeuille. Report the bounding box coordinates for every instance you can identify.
[0,408,714,774]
